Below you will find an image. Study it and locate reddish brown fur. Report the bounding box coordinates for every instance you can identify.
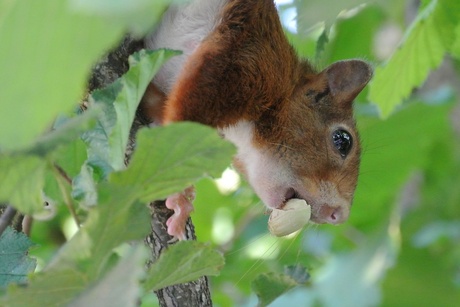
[163,0,300,129]
[139,82,166,124]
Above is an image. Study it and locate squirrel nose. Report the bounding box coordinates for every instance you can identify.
[319,204,349,224]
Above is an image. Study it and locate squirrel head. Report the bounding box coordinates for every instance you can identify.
[224,60,372,224]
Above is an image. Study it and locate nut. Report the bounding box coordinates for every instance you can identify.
[268,198,311,237]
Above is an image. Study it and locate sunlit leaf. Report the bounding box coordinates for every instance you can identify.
[83,49,179,176]
[145,241,224,291]
[0,0,124,150]
[109,123,235,202]
[368,0,460,117]
[53,138,88,180]
[0,155,46,214]
[24,108,99,157]
[0,227,36,287]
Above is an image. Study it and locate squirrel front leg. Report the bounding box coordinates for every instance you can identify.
[139,82,166,126]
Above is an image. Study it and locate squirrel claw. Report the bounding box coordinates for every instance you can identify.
[165,186,195,241]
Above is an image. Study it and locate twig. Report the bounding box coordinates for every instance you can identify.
[22,215,33,237]
[0,206,17,237]
[53,163,73,185]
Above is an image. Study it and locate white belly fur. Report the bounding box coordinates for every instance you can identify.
[144,0,227,94]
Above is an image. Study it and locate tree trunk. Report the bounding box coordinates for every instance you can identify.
[145,201,212,307]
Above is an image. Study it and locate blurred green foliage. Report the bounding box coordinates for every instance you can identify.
[0,0,459,306]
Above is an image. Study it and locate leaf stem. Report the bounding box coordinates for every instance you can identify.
[53,163,72,185]
[52,163,81,228]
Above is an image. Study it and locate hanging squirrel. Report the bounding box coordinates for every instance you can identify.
[141,0,372,239]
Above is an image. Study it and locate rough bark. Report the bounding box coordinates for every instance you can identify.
[145,201,212,307]
[0,205,20,236]
[88,36,144,92]
[92,35,212,307]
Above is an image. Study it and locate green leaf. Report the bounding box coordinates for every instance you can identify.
[23,108,99,157]
[43,138,88,208]
[68,245,148,307]
[2,187,151,306]
[450,23,460,58]
[71,162,98,207]
[382,244,460,306]
[109,122,236,202]
[69,0,172,36]
[3,269,87,307]
[284,265,310,284]
[368,0,460,117]
[315,27,329,61]
[435,0,460,48]
[410,142,460,224]
[295,0,371,31]
[0,0,125,150]
[323,5,385,63]
[0,227,36,288]
[0,155,46,214]
[274,224,400,306]
[49,185,151,278]
[145,241,224,291]
[352,101,454,229]
[82,49,179,176]
[252,272,298,307]
[53,138,88,180]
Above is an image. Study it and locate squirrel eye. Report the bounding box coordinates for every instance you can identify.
[332,129,352,157]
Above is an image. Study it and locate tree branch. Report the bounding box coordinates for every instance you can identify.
[0,204,24,235]
[0,206,17,237]
[145,201,212,307]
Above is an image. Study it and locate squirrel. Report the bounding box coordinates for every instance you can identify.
[141,0,372,239]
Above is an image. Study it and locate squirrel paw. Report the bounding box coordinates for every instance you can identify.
[165,186,195,240]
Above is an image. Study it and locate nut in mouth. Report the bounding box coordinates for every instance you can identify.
[268,198,311,237]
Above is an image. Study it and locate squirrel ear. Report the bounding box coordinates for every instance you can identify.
[325,60,373,104]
